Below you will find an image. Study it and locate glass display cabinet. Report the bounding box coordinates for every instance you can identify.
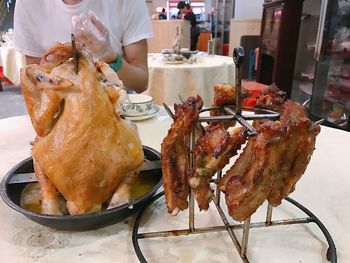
[309,0,350,130]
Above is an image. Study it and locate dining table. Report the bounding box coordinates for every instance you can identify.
[0,45,26,86]
[0,108,349,263]
[144,53,235,106]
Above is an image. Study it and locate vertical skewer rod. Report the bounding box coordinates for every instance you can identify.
[71,34,79,74]
[189,189,195,231]
[266,204,273,226]
[236,66,242,115]
[233,47,244,115]
[241,218,251,257]
[211,192,249,263]
[189,127,196,231]
[215,170,222,204]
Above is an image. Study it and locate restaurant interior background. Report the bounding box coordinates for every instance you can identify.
[1,0,350,131]
[0,2,349,262]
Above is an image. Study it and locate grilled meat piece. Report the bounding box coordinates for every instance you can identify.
[211,83,250,128]
[255,83,286,112]
[189,124,247,211]
[219,92,320,221]
[219,121,284,221]
[267,100,320,206]
[161,96,203,215]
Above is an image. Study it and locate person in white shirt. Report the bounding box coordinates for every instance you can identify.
[13,0,153,92]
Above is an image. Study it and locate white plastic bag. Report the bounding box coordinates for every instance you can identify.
[72,10,115,60]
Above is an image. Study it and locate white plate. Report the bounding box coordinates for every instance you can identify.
[163,60,185,64]
[123,105,160,121]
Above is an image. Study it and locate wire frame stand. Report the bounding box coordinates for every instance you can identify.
[132,47,337,263]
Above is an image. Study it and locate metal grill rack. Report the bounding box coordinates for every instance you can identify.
[131,47,337,263]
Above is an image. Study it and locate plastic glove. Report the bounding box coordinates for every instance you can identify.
[72,10,116,61]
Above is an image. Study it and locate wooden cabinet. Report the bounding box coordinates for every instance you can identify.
[257,0,304,98]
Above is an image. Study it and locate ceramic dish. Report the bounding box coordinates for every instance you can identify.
[124,105,160,121]
[123,94,154,117]
[163,60,185,65]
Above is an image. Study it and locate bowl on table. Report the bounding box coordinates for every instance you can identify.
[123,94,154,117]
[180,49,198,59]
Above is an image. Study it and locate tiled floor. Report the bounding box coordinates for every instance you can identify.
[0,83,27,119]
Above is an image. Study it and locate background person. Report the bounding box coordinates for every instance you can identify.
[159,8,167,20]
[177,1,199,51]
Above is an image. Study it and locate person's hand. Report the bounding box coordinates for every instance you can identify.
[72,11,116,61]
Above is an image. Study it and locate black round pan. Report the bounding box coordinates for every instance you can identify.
[0,146,162,231]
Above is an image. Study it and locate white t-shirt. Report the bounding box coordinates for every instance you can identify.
[14,0,153,58]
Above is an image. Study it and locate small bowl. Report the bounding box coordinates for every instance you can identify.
[181,51,192,59]
[124,94,154,117]
[180,49,198,59]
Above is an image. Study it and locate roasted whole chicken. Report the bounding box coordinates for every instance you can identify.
[21,43,144,215]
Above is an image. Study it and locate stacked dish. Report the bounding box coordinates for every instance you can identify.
[122,94,159,121]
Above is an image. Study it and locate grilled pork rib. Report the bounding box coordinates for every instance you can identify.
[161,96,203,215]
[189,123,247,211]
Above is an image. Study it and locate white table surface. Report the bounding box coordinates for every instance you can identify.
[0,46,26,86]
[0,109,349,263]
[144,54,235,106]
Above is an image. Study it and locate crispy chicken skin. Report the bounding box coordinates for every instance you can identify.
[161,96,203,215]
[189,124,247,211]
[21,43,144,215]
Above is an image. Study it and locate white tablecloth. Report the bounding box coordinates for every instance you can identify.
[144,54,235,106]
[0,46,26,86]
[0,111,349,262]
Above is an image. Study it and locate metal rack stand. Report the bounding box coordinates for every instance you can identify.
[131,47,337,263]
[133,189,337,263]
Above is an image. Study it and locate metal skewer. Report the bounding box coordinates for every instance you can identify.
[233,46,244,115]
[71,34,79,74]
